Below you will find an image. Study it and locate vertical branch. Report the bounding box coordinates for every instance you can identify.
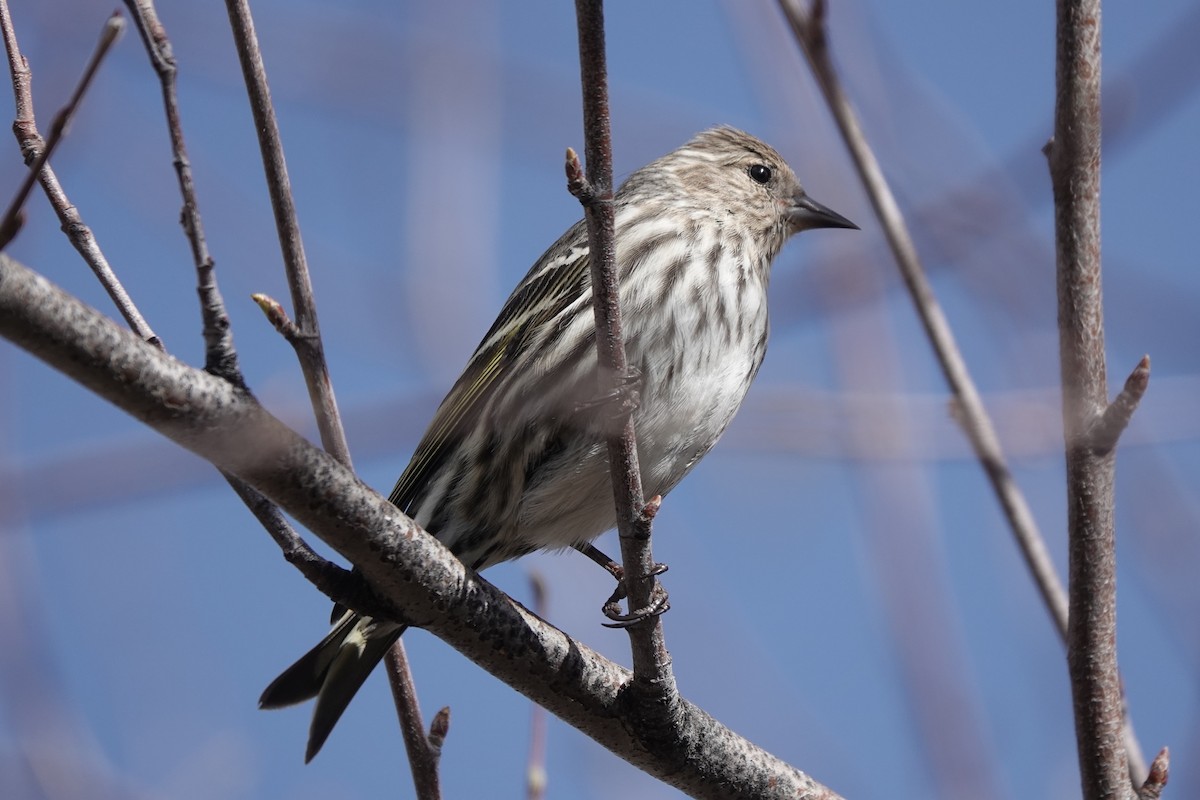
[525,572,549,800]
[569,0,673,693]
[1047,1,1136,797]
[385,648,448,800]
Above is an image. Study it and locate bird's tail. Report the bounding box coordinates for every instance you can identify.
[260,611,405,761]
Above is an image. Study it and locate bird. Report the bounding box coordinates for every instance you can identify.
[259,126,857,761]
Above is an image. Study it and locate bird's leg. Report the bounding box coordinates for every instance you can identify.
[575,542,625,581]
[573,542,669,627]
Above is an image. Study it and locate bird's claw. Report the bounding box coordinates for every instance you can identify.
[600,567,670,628]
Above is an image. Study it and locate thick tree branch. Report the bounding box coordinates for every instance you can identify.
[0,252,844,800]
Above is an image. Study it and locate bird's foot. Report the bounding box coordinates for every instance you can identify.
[602,579,670,628]
[573,542,669,627]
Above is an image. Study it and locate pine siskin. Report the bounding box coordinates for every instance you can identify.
[260,126,857,760]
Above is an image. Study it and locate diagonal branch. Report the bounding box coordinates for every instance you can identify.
[782,0,1154,789]
[0,2,159,346]
[776,0,1069,640]
[222,0,350,467]
[0,11,123,251]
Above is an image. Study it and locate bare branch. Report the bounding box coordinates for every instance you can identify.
[1047,0,1139,796]
[0,1,159,346]
[570,0,674,705]
[782,0,1154,787]
[0,11,123,251]
[386,645,445,800]
[222,0,351,467]
[124,0,244,387]
[526,572,549,800]
[112,0,371,642]
[776,0,1071,642]
[0,251,845,800]
[223,474,389,619]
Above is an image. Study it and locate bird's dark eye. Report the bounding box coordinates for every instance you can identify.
[749,163,772,184]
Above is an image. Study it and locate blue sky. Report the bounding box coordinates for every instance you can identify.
[1,1,1198,798]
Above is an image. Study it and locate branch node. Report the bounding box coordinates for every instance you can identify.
[1137,747,1169,800]
[642,494,662,522]
[428,706,451,752]
[565,146,594,202]
[252,292,302,343]
[1085,354,1150,455]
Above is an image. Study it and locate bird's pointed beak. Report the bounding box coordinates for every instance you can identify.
[788,193,859,232]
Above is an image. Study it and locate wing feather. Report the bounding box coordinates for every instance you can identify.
[387,229,592,514]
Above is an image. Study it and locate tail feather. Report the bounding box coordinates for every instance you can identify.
[260,612,405,761]
[260,612,359,709]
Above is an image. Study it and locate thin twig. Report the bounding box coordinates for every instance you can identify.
[1047,0,1140,796]
[526,572,549,800]
[0,11,123,250]
[222,0,351,466]
[570,0,675,698]
[121,0,358,615]
[776,0,1071,639]
[0,1,160,347]
[222,0,438,785]
[780,0,1151,786]
[385,646,446,800]
[123,0,241,385]
[225,474,392,618]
